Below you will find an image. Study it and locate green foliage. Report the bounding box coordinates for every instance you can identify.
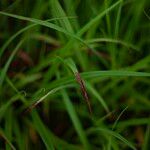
[0,0,149,149]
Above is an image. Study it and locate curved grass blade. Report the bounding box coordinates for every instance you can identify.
[6,77,27,104]
[108,106,128,150]
[86,38,139,51]
[81,71,150,78]
[0,24,36,59]
[88,128,136,150]
[47,70,150,89]
[116,118,150,128]
[25,84,73,113]
[0,40,24,87]
[0,17,76,59]
[0,1,122,59]
[0,11,90,50]
[0,95,21,120]
[59,0,123,56]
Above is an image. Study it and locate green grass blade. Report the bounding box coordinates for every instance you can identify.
[14,120,26,150]
[116,118,150,128]
[5,108,13,150]
[31,110,55,150]
[78,0,122,36]
[0,24,35,59]
[104,0,111,34]
[63,0,79,30]
[0,11,87,47]
[85,81,109,113]
[64,58,78,73]
[26,84,73,110]
[0,40,24,87]
[81,71,150,78]
[47,70,150,90]
[61,89,90,150]
[88,128,136,150]
[0,11,71,35]
[6,77,27,104]
[108,106,128,150]
[86,38,139,50]
[142,125,150,150]
[0,11,99,60]
[50,0,74,33]
[0,17,76,59]
[0,129,16,150]
[114,0,123,37]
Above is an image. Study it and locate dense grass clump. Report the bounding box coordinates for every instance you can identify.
[0,0,150,150]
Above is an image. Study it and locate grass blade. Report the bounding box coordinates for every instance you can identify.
[0,40,24,87]
[25,84,73,112]
[88,128,136,150]
[85,81,109,113]
[0,11,88,49]
[142,125,150,150]
[86,38,139,50]
[31,110,55,150]
[47,70,150,90]
[0,129,16,150]
[0,17,76,59]
[61,89,90,150]
[78,0,122,36]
